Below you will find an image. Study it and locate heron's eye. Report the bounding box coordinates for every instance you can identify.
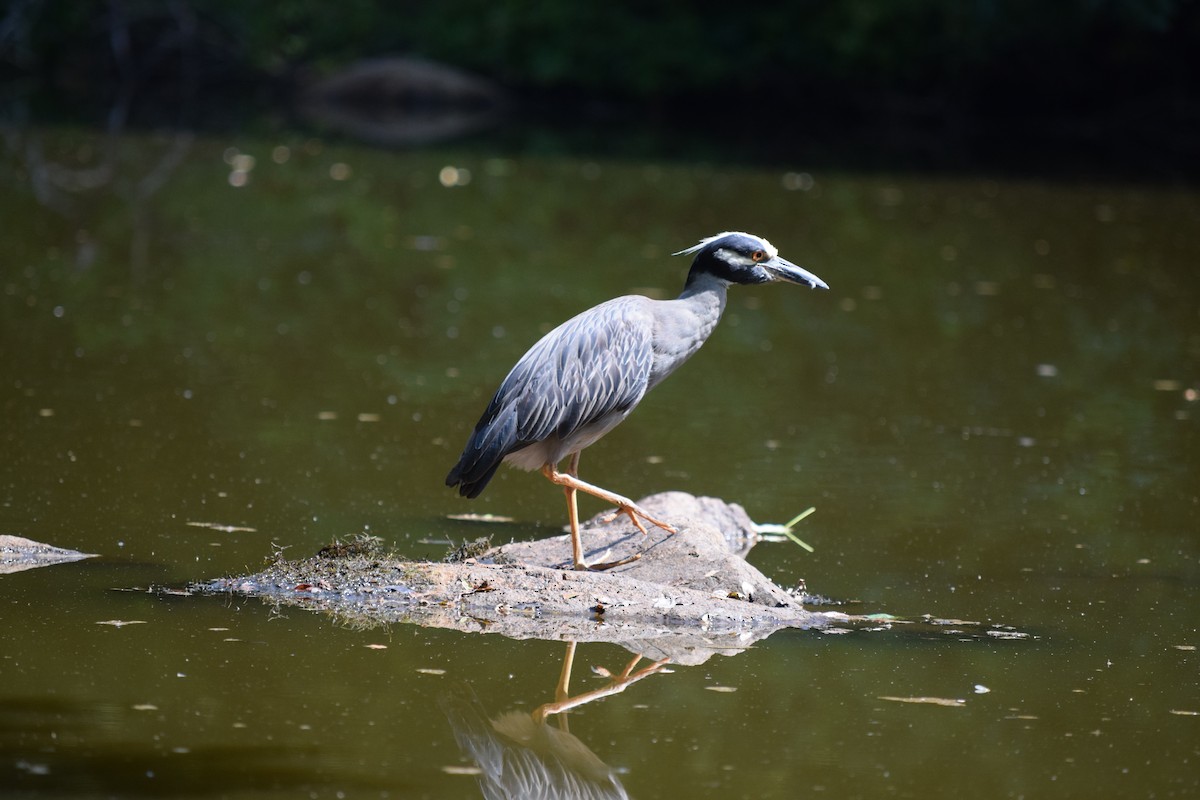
[751,250,766,262]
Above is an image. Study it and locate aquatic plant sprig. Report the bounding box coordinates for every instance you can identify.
[755,507,816,552]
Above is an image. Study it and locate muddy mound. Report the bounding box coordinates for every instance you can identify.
[201,492,823,665]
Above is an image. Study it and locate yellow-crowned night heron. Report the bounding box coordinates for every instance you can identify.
[446,231,828,569]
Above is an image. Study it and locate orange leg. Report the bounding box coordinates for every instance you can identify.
[541,454,676,570]
[562,452,584,569]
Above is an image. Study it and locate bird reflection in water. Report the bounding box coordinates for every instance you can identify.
[441,643,670,799]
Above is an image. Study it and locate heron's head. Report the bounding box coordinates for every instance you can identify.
[675,231,828,290]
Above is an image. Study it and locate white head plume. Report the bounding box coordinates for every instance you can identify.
[672,231,777,258]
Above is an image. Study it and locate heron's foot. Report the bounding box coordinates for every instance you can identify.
[601,503,677,536]
[575,552,642,572]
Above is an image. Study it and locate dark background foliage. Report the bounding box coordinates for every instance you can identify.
[6,0,1196,130]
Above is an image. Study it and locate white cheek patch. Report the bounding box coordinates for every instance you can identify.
[714,247,756,267]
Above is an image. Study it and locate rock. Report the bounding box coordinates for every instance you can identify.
[491,491,794,607]
[199,493,825,665]
[0,535,97,575]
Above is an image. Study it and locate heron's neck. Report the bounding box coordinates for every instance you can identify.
[676,271,730,321]
[644,273,729,390]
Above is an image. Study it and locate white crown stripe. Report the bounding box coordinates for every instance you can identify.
[672,231,777,258]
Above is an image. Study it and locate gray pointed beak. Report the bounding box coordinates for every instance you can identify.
[764,255,829,290]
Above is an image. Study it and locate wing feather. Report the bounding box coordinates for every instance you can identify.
[446,297,654,497]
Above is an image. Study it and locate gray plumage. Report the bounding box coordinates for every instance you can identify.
[446,289,720,497]
[446,231,827,503]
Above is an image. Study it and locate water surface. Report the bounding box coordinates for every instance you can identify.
[2,124,1197,798]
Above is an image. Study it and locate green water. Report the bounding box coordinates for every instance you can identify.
[2,125,1197,798]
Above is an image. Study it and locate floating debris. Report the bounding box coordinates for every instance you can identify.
[446,513,516,524]
[879,696,966,708]
[923,615,982,627]
[96,620,147,627]
[442,765,482,776]
[986,629,1032,640]
[187,521,257,533]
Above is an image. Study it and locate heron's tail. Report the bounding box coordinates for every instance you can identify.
[445,408,517,498]
[445,457,503,498]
